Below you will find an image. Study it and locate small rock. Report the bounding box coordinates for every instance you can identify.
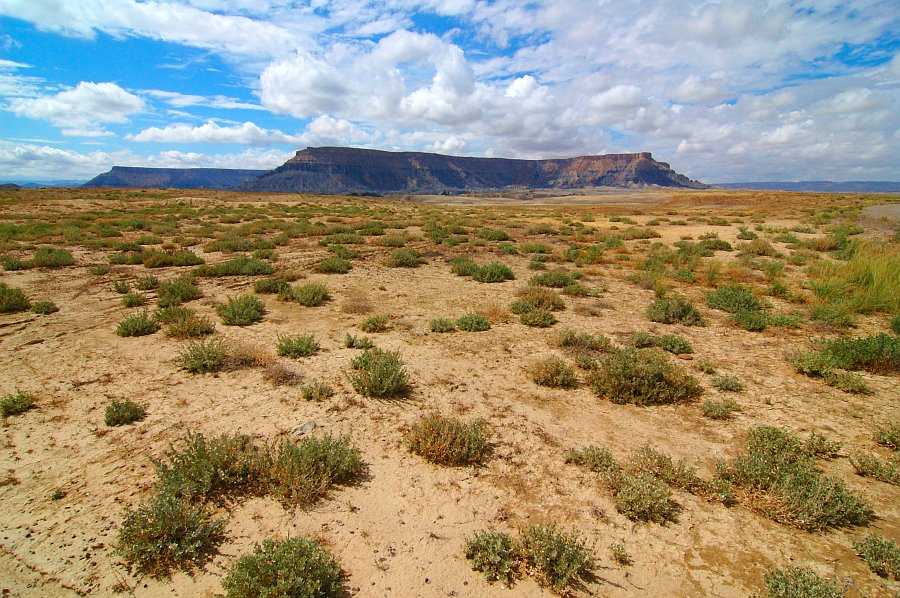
[292,420,316,437]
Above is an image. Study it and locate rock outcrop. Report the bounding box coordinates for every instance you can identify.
[243,147,706,193]
[82,166,267,190]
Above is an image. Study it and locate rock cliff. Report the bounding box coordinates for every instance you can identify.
[82,167,267,190]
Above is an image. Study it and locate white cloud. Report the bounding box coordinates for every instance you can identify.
[142,90,263,111]
[7,82,143,135]
[127,120,298,145]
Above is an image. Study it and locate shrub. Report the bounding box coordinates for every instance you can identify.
[348,348,409,398]
[527,356,578,388]
[518,524,593,593]
[105,400,146,426]
[631,331,655,348]
[706,284,766,314]
[0,390,35,417]
[609,543,631,566]
[29,246,75,268]
[405,413,490,466]
[222,537,344,598]
[472,262,515,283]
[291,283,330,307]
[300,380,334,402]
[385,248,422,267]
[824,370,871,394]
[891,313,900,334]
[31,300,58,314]
[875,420,900,451]
[510,287,565,314]
[155,433,260,503]
[732,309,768,331]
[116,312,160,337]
[701,398,740,420]
[217,295,265,326]
[344,334,374,349]
[194,257,273,277]
[122,292,146,308]
[589,349,703,406]
[564,446,617,473]
[656,334,693,355]
[646,296,705,326]
[360,314,390,333]
[853,533,900,580]
[260,435,364,506]
[114,280,131,294]
[314,256,352,274]
[254,277,291,295]
[163,309,215,339]
[0,282,30,313]
[763,565,846,598]
[157,276,202,308]
[804,432,842,459]
[520,309,557,328]
[449,256,478,277]
[429,318,456,333]
[815,334,900,374]
[711,374,744,392]
[328,244,359,259]
[142,249,204,268]
[456,314,491,332]
[614,473,676,524]
[135,275,159,290]
[464,530,517,586]
[530,270,581,288]
[850,454,900,485]
[178,338,227,373]
[557,328,613,354]
[276,334,320,358]
[478,228,510,241]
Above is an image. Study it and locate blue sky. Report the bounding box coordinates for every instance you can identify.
[0,0,898,183]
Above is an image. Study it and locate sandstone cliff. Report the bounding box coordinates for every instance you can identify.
[82,167,267,190]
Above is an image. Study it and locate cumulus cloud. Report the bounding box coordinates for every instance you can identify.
[7,82,143,135]
[142,90,263,111]
[128,121,299,145]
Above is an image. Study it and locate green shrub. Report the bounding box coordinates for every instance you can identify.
[613,473,676,524]
[656,334,693,355]
[178,338,227,374]
[157,276,202,307]
[155,433,259,503]
[276,334,320,358]
[518,524,592,593]
[557,328,613,354]
[254,277,291,295]
[815,334,900,374]
[359,314,390,333]
[478,228,510,241]
[142,249,204,268]
[527,356,578,388]
[530,270,581,288]
[646,297,705,326]
[521,242,552,253]
[31,300,58,314]
[406,413,490,466]
[385,248,422,267]
[823,370,871,394]
[520,308,557,328]
[803,432,842,459]
[449,256,478,277]
[1,255,27,270]
[711,374,744,392]
[348,348,409,398]
[314,256,352,274]
[609,543,631,566]
[260,435,363,506]
[456,314,490,332]
[706,284,766,314]
[589,349,703,406]
[701,398,740,420]
[763,565,846,598]
[300,380,334,402]
[291,283,330,307]
[429,318,456,333]
[510,287,565,314]
[732,309,768,331]
[163,309,215,339]
[631,331,654,348]
[113,280,131,294]
[853,533,900,580]
[29,246,75,268]
[217,295,265,326]
[222,537,344,598]
[344,334,374,349]
[464,530,517,586]
[0,282,30,313]
[0,390,35,417]
[498,242,518,254]
[564,446,616,473]
[850,454,900,485]
[891,313,900,334]
[122,292,146,308]
[116,311,160,337]
[105,400,146,426]
[328,244,359,259]
[875,420,900,451]
[135,275,159,290]
[194,257,274,277]
[472,262,515,283]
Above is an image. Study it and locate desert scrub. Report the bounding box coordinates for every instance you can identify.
[385,248,422,267]
[300,380,334,402]
[853,533,900,580]
[464,530,517,586]
[122,291,147,308]
[518,524,594,593]
[875,420,900,451]
[850,454,900,485]
[609,543,631,566]
[812,334,899,374]
[344,333,374,349]
[711,374,744,392]
[0,282,30,313]
[556,328,613,354]
[116,311,160,337]
[472,261,515,283]
[706,283,767,315]
[163,309,215,339]
[178,338,227,373]
[613,473,676,524]
[429,318,456,333]
[276,334,320,358]
[135,275,159,290]
[154,433,259,503]
[405,413,490,466]
[117,493,225,577]
[891,313,900,334]
[565,445,617,473]
[156,275,202,308]
[588,349,703,406]
[456,314,491,331]
[31,300,58,314]
[0,390,35,417]
[449,256,478,276]
[254,277,292,295]
[348,348,409,398]
[260,435,364,506]
[763,565,846,598]
[142,249,204,268]
[720,426,874,531]
[222,537,344,598]
[314,256,352,274]
[510,286,565,314]
[530,270,582,288]
[194,257,273,277]
[803,432,842,459]
[527,356,578,388]
[105,400,146,426]
[290,282,330,307]
[701,398,740,420]
[359,314,390,333]
[656,333,693,355]
[519,308,557,328]
[28,246,75,268]
[646,296,705,326]
[217,295,265,326]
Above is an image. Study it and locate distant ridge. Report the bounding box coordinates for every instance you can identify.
[717,181,900,193]
[83,166,267,190]
[243,147,707,193]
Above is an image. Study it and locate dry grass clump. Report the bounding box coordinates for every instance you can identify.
[527,356,578,388]
[341,287,373,314]
[405,412,490,466]
[261,362,303,387]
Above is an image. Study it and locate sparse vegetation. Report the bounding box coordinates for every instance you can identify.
[348,348,409,398]
[701,398,740,419]
[105,400,146,426]
[853,533,900,580]
[0,390,35,417]
[31,300,58,314]
[116,311,160,337]
[588,349,703,406]
[344,333,374,349]
[216,295,265,326]
[276,334,320,358]
[711,374,744,392]
[360,314,390,333]
[763,565,846,598]
[527,356,578,388]
[405,413,490,466]
[300,380,334,402]
[222,537,344,598]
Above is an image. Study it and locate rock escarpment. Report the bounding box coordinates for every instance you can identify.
[83,167,267,190]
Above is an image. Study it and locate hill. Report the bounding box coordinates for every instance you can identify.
[82,166,267,190]
[717,181,900,193]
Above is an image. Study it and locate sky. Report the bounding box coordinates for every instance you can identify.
[0,1,898,183]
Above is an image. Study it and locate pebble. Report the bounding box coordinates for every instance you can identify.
[291,420,316,437]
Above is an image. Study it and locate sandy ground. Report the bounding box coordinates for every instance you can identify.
[0,189,898,597]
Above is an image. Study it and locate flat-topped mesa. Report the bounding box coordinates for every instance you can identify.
[83,166,267,190]
[244,147,706,193]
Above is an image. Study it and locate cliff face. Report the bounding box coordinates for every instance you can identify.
[83,167,267,190]
[244,147,706,193]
